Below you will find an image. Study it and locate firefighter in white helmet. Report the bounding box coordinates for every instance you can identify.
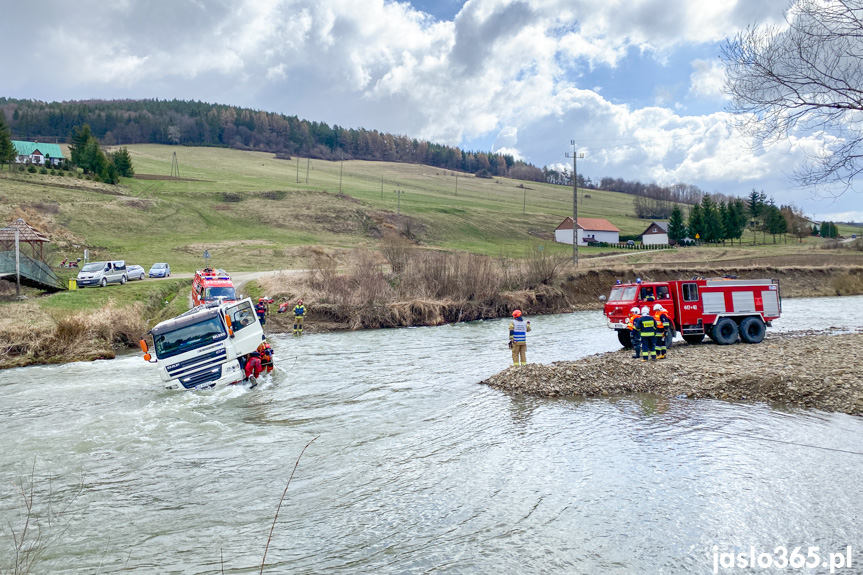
[634,306,657,361]
[626,306,641,359]
[652,303,672,359]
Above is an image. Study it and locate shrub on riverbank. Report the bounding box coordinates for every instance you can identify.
[0,279,190,369]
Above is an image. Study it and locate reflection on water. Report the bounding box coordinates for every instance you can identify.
[0,296,862,573]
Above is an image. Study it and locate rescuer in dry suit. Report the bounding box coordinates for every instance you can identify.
[634,306,656,361]
[257,339,274,374]
[244,351,263,383]
[508,309,531,366]
[626,306,641,359]
[255,298,270,327]
[653,304,672,359]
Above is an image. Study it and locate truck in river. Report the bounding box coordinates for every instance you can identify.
[604,277,782,348]
[139,298,263,390]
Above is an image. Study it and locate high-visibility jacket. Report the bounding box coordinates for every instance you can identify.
[293,304,306,317]
[626,312,638,330]
[653,311,671,330]
[509,318,530,342]
[255,303,267,318]
[635,316,655,337]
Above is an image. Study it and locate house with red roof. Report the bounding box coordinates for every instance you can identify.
[554,217,620,245]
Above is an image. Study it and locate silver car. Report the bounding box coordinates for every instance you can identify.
[126,265,146,281]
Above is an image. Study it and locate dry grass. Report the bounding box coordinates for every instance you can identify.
[0,303,147,368]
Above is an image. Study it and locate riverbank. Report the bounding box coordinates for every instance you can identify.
[480,330,863,416]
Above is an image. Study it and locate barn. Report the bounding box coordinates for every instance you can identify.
[640,221,669,245]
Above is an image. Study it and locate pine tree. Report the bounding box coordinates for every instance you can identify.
[0,111,17,170]
[111,146,135,177]
[688,203,704,241]
[668,205,686,243]
[700,195,723,243]
[747,189,763,244]
[69,124,93,168]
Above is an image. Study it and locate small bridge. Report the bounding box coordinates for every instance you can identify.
[0,219,65,292]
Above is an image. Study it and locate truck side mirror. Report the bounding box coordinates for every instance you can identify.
[225,315,235,337]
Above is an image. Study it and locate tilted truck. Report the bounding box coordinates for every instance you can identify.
[139,298,263,390]
[603,277,782,348]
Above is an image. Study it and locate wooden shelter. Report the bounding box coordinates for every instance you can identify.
[0,218,51,261]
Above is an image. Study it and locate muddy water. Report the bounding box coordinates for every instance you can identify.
[1,296,862,574]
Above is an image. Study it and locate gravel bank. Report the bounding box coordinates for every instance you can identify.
[480,330,863,416]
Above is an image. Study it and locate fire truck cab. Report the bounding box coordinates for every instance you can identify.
[192,268,238,306]
[604,277,781,348]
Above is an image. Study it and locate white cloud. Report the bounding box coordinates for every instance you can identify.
[689,59,729,100]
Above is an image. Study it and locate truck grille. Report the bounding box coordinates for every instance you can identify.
[178,366,222,389]
[166,348,227,377]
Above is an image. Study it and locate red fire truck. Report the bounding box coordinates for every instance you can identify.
[604,277,781,348]
[191,268,238,306]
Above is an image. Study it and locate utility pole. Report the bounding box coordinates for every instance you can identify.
[381,174,384,200]
[296,157,300,183]
[455,173,458,197]
[306,158,310,184]
[565,141,584,267]
[393,188,405,217]
[522,185,527,215]
[339,155,344,194]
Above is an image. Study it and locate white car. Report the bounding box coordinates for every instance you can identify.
[126,265,146,281]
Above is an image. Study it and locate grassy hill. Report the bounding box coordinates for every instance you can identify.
[1,144,654,271]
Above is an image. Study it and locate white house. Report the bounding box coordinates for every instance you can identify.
[12,141,65,166]
[641,221,669,245]
[554,217,620,245]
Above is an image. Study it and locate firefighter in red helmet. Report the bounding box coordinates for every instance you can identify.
[508,309,531,366]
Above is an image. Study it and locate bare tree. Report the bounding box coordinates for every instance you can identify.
[722,0,863,194]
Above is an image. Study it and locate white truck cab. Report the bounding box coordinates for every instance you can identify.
[140,298,263,390]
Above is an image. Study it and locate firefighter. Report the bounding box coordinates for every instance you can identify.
[626,306,641,359]
[244,351,263,383]
[255,298,268,326]
[508,309,531,366]
[635,305,656,361]
[653,304,672,359]
[293,299,306,335]
[257,339,274,374]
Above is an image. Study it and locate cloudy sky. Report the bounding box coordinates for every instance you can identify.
[2,0,861,221]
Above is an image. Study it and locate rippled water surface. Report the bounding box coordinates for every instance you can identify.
[1,295,862,573]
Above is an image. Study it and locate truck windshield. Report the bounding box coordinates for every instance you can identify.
[622,286,637,300]
[153,316,227,359]
[203,287,237,300]
[609,287,624,301]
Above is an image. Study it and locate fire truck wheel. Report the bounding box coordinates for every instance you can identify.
[665,329,675,349]
[738,316,766,344]
[617,329,633,348]
[683,334,704,344]
[712,318,739,345]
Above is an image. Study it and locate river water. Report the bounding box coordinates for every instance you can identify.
[2,296,862,574]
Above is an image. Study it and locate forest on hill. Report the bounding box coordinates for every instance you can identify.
[0,97,546,181]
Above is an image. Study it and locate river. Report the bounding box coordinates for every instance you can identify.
[1,295,862,574]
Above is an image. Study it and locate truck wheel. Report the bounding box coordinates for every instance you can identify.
[682,334,704,344]
[665,329,675,349]
[617,329,633,348]
[712,318,739,345]
[739,316,766,344]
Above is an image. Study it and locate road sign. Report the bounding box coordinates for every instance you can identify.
[695,233,700,239]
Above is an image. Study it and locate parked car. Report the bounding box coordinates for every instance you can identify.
[148,263,171,278]
[76,261,127,288]
[126,265,146,281]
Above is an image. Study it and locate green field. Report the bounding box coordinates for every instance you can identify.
[0,145,656,271]
[2,144,861,278]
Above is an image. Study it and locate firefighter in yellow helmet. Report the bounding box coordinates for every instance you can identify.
[508,309,531,366]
